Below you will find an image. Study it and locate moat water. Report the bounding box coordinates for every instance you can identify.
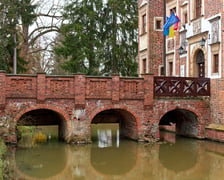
[4,124,224,180]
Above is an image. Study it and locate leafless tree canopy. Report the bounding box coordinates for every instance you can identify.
[21,0,64,74]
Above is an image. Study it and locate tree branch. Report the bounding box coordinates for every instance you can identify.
[28,28,59,46]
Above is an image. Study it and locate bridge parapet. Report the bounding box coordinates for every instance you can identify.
[85,76,112,99]
[85,76,146,100]
[0,71,6,109]
[5,74,37,99]
[0,72,154,109]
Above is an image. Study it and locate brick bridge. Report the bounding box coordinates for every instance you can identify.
[0,71,211,144]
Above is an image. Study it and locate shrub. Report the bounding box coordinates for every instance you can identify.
[33,131,47,143]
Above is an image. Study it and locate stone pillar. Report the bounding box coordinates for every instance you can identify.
[112,74,120,103]
[74,74,86,108]
[0,71,6,110]
[142,73,154,108]
[37,73,46,103]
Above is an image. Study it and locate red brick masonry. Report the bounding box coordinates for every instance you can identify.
[0,71,223,144]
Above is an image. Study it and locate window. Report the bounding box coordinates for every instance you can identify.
[156,20,161,29]
[142,58,147,74]
[213,54,219,73]
[169,62,173,76]
[160,67,164,76]
[180,32,187,52]
[184,12,188,24]
[196,0,202,18]
[154,17,163,31]
[142,14,146,34]
[170,7,176,15]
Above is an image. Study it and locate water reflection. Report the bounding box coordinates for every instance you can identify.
[97,129,112,148]
[15,142,67,179]
[97,129,120,148]
[5,126,224,180]
[92,124,120,148]
[91,140,137,175]
[159,135,198,172]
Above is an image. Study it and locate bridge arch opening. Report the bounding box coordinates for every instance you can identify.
[91,109,138,143]
[159,109,199,138]
[17,109,67,143]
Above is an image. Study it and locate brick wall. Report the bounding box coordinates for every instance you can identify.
[0,73,157,144]
[138,0,164,75]
[153,98,210,138]
[148,0,164,75]
[204,0,223,19]
[210,79,224,124]
[0,72,219,144]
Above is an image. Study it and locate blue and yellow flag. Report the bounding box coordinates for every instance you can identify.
[169,26,174,38]
[163,13,180,36]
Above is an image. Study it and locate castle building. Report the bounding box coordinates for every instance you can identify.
[138,0,222,78]
[138,0,224,140]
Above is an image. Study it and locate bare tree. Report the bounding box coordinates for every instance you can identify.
[19,0,64,74]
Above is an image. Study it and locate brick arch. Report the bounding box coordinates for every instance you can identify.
[157,104,205,138]
[15,104,70,123]
[87,104,141,129]
[157,106,202,126]
[190,45,208,77]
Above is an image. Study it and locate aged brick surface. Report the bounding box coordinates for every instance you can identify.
[206,129,224,142]
[0,73,158,144]
[138,0,164,75]
[0,71,6,109]
[0,72,220,144]
[37,73,46,103]
[153,98,210,138]
[210,79,224,124]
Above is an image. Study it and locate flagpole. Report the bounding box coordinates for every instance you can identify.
[163,0,166,76]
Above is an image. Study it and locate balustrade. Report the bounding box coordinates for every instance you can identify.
[154,76,210,97]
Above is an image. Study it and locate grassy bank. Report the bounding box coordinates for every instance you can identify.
[0,139,6,180]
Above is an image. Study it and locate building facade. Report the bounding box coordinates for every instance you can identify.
[138,0,164,76]
[138,0,224,140]
[138,0,223,78]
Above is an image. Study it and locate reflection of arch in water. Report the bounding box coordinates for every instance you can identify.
[159,137,198,172]
[157,137,211,179]
[15,143,70,180]
[16,104,70,141]
[90,140,138,177]
[90,107,140,141]
[159,109,200,138]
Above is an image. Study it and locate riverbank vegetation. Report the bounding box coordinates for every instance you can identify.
[16,126,58,147]
[0,139,7,180]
